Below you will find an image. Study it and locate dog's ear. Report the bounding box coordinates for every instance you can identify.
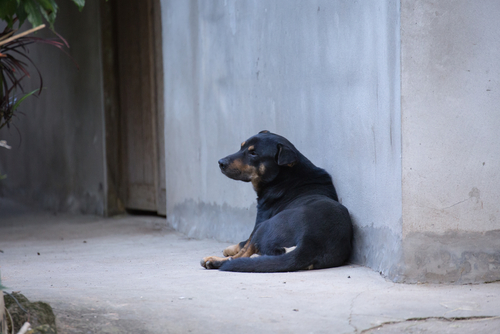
[276,144,298,166]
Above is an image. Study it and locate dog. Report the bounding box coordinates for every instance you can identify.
[200,130,353,272]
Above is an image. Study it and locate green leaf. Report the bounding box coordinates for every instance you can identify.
[16,5,28,27]
[1,16,14,28]
[34,0,55,12]
[23,0,44,27]
[39,1,58,28]
[1,0,85,28]
[71,0,85,12]
[36,0,58,29]
[11,89,40,112]
[41,11,56,28]
[0,0,18,18]
[0,0,18,28]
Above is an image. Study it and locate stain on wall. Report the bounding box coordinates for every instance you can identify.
[402,230,500,284]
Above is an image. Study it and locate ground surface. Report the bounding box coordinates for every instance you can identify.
[1,199,499,334]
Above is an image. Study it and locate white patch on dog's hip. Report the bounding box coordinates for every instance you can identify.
[284,246,297,253]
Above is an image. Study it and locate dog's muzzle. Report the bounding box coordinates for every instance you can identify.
[218,158,228,171]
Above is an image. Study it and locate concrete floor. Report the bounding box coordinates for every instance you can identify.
[1,199,500,334]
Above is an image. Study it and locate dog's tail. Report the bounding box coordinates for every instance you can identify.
[219,246,313,273]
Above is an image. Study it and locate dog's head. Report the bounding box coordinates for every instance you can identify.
[218,130,299,191]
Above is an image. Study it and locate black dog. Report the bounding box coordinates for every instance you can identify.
[201,131,352,272]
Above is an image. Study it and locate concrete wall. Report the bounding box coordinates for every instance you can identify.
[401,0,500,283]
[161,0,402,277]
[0,1,106,214]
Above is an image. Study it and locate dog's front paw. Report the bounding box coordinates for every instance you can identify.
[200,256,228,269]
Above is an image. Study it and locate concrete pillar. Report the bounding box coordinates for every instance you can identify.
[401,0,500,283]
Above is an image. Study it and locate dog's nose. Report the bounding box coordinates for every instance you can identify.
[218,159,228,170]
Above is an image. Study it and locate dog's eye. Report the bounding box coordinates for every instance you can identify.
[248,150,258,156]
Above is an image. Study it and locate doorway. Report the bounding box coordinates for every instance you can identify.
[101,0,166,216]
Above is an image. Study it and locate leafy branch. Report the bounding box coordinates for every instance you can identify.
[0,0,85,29]
[0,1,85,132]
[0,22,71,131]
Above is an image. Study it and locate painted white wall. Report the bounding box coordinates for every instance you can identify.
[161,0,402,277]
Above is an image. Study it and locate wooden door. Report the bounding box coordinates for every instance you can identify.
[115,0,165,214]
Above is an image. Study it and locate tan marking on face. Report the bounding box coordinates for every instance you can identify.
[248,145,255,151]
[251,177,262,191]
[229,159,242,169]
[229,159,261,190]
[259,163,266,175]
[223,244,241,257]
[242,164,258,177]
[241,141,246,147]
[228,159,248,172]
[234,160,258,176]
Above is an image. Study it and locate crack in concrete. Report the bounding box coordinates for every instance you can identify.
[442,198,468,210]
[348,291,364,333]
[359,315,500,333]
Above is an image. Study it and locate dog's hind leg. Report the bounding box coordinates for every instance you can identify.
[222,239,247,256]
[223,244,240,256]
[231,241,258,259]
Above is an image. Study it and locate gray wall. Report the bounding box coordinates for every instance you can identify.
[162,0,402,277]
[0,1,106,214]
[401,0,500,283]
